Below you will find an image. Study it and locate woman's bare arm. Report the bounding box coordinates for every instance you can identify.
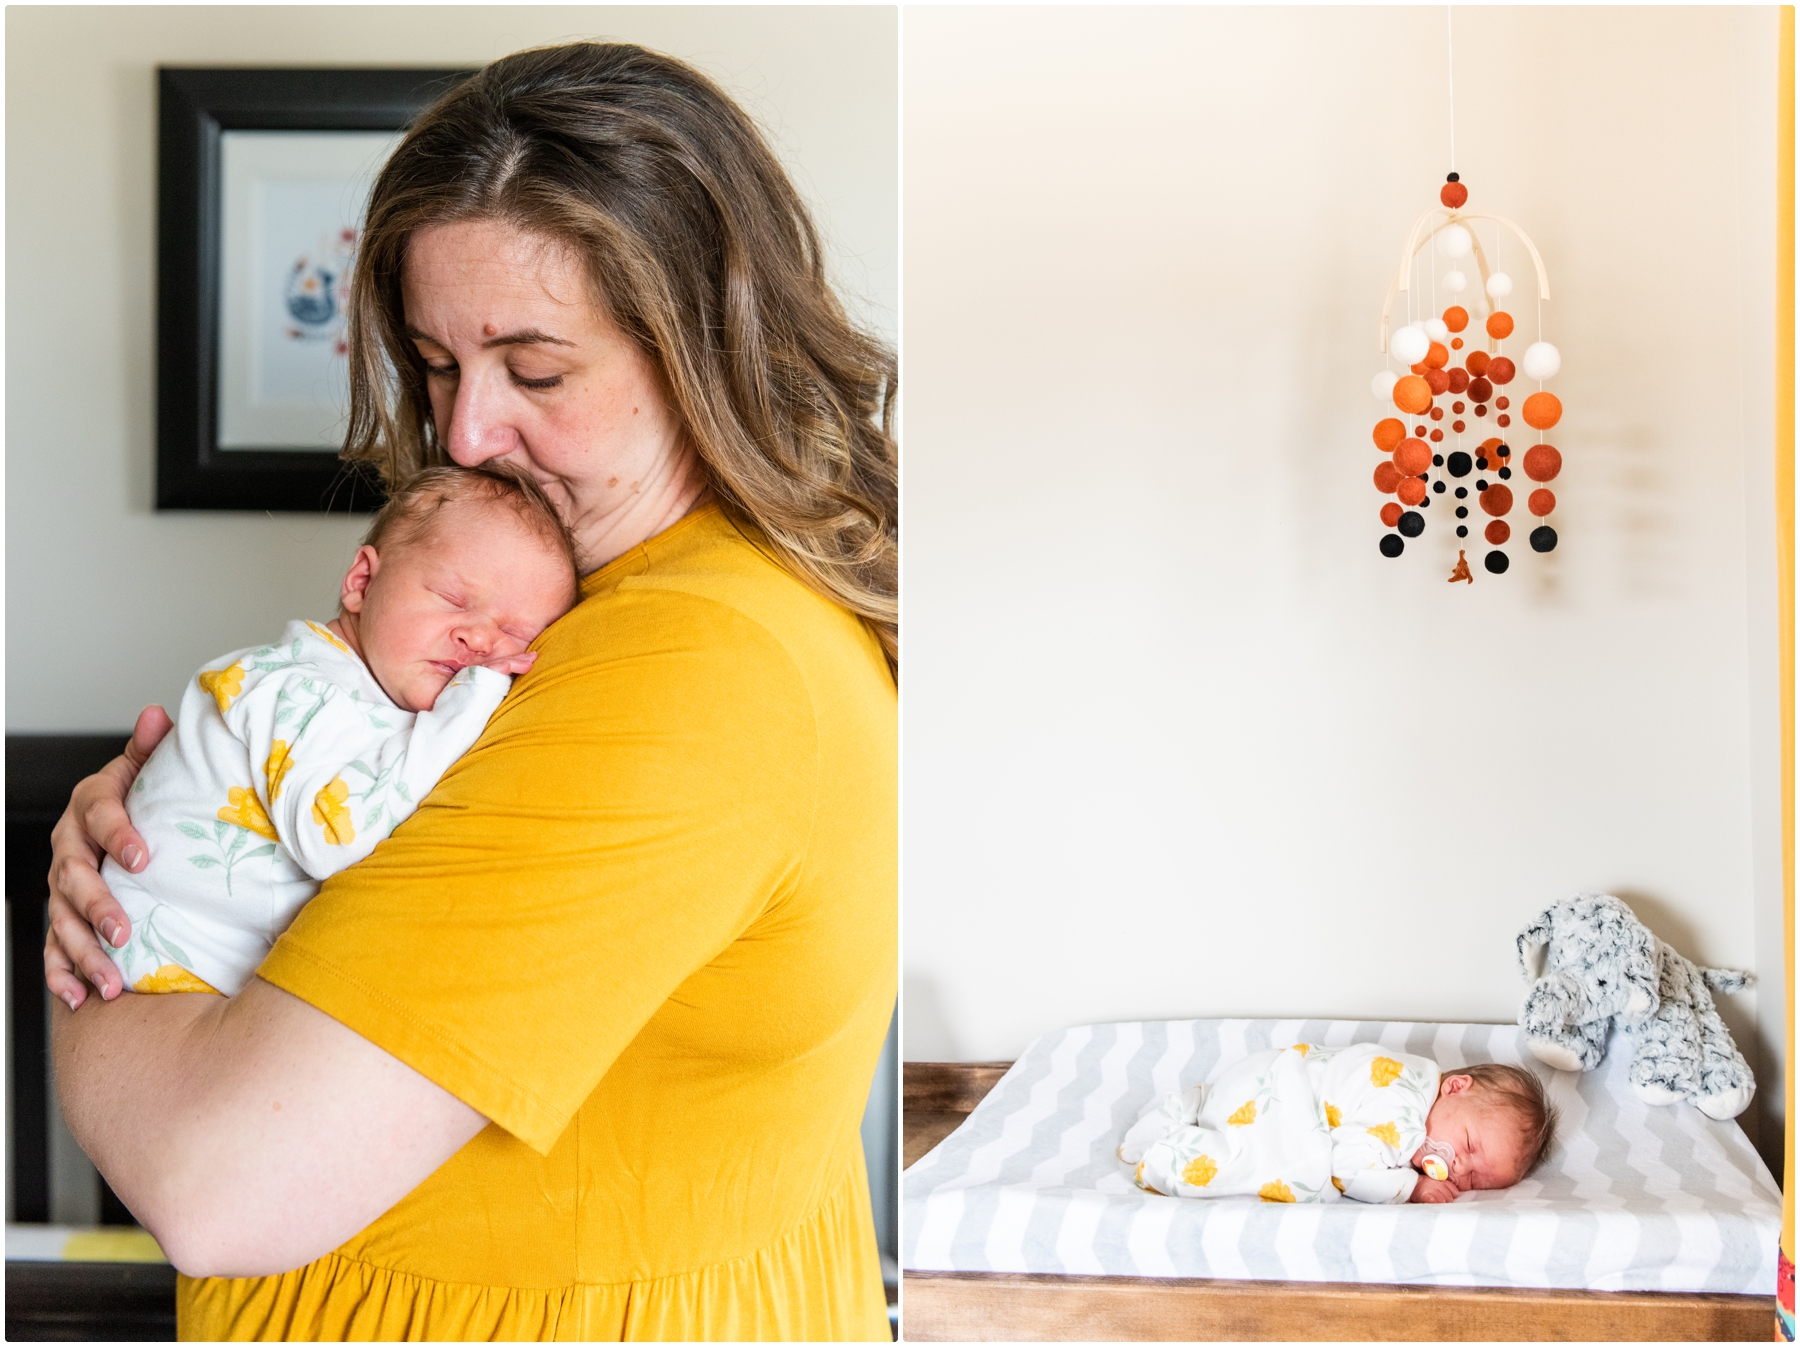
[43,710,486,1277]
[52,977,486,1278]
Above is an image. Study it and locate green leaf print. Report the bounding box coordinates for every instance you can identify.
[176,822,208,840]
[241,844,278,861]
[188,855,221,869]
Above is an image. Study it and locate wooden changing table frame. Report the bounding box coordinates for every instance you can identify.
[902,1062,1773,1342]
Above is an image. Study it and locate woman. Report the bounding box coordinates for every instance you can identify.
[44,43,896,1341]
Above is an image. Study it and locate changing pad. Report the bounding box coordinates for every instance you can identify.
[903,1019,1781,1293]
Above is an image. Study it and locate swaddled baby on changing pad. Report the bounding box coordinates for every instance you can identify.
[1119,1041,1556,1204]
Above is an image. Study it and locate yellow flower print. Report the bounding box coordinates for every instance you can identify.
[1133,1162,1165,1196]
[197,661,245,713]
[1293,1043,1311,1056]
[1227,1100,1257,1127]
[1370,1056,1403,1087]
[1258,1180,1296,1204]
[1367,1121,1401,1148]
[1331,1176,1345,1193]
[311,776,355,846]
[133,965,221,995]
[1182,1155,1218,1188]
[264,741,294,801]
[1325,1101,1343,1129]
[307,621,354,655]
[217,786,277,841]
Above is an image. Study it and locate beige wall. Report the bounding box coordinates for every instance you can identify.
[5,4,896,730]
[900,5,1785,1171]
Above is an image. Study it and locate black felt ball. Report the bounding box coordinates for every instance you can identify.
[1447,171,1461,182]
[1433,480,1446,493]
[1455,506,1468,518]
[1433,454,1444,467]
[1447,451,1472,477]
[1454,486,1468,499]
[1499,467,1512,480]
[1476,480,1489,491]
[1485,550,1509,574]
[1530,525,1558,553]
[1475,458,1489,471]
[1398,511,1425,537]
[1380,534,1404,558]
[1456,525,1468,538]
[1418,495,1430,507]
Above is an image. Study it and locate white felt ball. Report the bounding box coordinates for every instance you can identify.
[1371,368,1400,399]
[1443,270,1468,294]
[1522,341,1562,380]
[1436,224,1473,259]
[1423,318,1450,344]
[1486,270,1514,299]
[1390,325,1430,365]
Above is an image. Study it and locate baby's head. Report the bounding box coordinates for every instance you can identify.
[334,465,580,712]
[1424,1063,1558,1191]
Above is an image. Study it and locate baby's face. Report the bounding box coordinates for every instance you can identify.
[1423,1076,1528,1191]
[341,496,575,712]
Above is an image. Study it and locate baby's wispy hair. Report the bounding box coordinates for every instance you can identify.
[1464,1061,1559,1177]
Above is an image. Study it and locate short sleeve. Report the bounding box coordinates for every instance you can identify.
[256,586,819,1155]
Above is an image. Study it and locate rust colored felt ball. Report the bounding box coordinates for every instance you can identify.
[1392,375,1432,414]
[1443,305,1469,333]
[1452,420,1466,433]
[1430,407,1444,421]
[1488,357,1516,385]
[1415,425,1428,436]
[1523,444,1562,481]
[1448,368,1470,395]
[1451,337,1464,350]
[1522,392,1562,429]
[1465,350,1491,376]
[1373,418,1406,451]
[1423,367,1451,395]
[1397,476,1428,506]
[1441,181,1469,209]
[1496,396,1510,409]
[1497,414,1511,427]
[1429,428,1444,442]
[1480,483,1514,516]
[1374,461,1402,493]
[1487,311,1515,339]
[1381,502,1403,527]
[1485,520,1511,545]
[1529,488,1556,516]
[1394,438,1432,475]
[1474,404,1488,417]
[1468,376,1493,403]
[1424,342,1450,370]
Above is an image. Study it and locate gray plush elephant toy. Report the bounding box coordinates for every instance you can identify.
[1516,893,1755,1121]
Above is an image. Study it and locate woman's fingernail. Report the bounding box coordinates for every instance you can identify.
[101,921,123,946]
[122,845,144,871]
[62,993,78,1010]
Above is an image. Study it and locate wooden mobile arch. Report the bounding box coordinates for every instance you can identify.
[1369,175,1565,580]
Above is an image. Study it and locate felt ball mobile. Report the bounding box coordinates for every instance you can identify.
[1369,174,1564,580]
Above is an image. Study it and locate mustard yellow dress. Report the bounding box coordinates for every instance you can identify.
[177,505,897,1341]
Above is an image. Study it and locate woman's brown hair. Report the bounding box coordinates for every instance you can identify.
[343,42,898,670]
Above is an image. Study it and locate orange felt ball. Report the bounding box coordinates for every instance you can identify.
[1451,337,1464,350]
[1373,418,1406,451]
[1424,341,1449,369]
[1392,375,1432,415]
[1523,445,1562,481]
[1373,461,1402,494]
[1443,306,1469,333]
[1397,476,1428,506]
[1381,502,1403,527]
[1529,488,1556,516]
[1411,362,1428,375]
[1522,392,1562,429]
[1480,483,1514,517]
[1485,520,1511,545]
[1486,311,1514,339]
[1394,438,1432,476]
[1465,350,1491,376]
[1440,181,1469,209]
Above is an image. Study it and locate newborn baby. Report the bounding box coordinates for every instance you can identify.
[1119,1042,1556,1204]
[98,465,578,996]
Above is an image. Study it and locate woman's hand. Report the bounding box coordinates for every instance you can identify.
[44,705,172,1008]
[1409,1174,1463,1203]
[477,650,538,676]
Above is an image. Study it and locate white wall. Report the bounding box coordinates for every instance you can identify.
[901,5,1785,1171]
[5,4,897,730]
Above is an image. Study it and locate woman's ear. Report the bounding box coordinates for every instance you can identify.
[340,545,381,613]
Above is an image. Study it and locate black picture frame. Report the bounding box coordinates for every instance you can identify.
[156,67,473,512]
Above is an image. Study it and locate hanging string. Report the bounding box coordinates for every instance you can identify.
[1447,6,1456,172]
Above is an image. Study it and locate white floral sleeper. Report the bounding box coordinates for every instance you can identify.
[101,619,510,995]
[1118,1042,1440,1204]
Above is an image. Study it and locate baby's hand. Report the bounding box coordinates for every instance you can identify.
[1409,1175,1462,1204]
[477,651,538,676]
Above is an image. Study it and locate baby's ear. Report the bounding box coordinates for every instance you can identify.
[340,545,381,613]
[1441,1073,1474,1097]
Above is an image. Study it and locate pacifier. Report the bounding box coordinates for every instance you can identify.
[1418,1136,1455,1183]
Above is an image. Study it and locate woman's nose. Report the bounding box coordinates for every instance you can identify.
[444,370,512,467]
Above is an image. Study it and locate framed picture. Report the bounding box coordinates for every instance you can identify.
[157,67,473,511]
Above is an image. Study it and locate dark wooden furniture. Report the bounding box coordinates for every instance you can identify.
[901,1061,1776,1342]
[5,1262,177,1341]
